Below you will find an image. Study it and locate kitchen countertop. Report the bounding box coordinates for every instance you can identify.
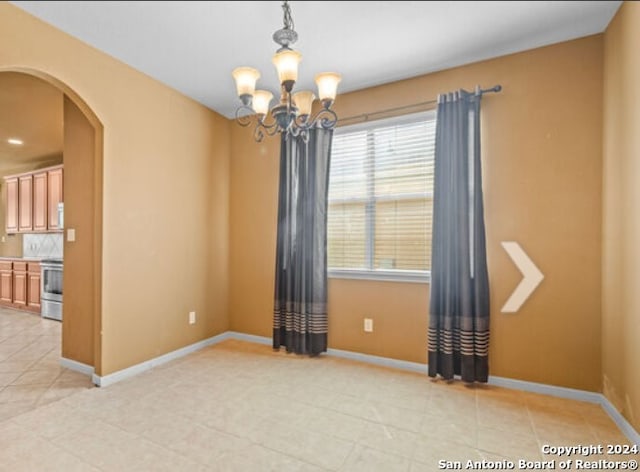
[0,256,59,262]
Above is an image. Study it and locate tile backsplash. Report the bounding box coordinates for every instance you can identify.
[23,233,63,259]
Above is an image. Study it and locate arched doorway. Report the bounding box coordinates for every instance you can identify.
[0,68,103,374]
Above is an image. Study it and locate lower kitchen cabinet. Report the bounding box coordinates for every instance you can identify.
[0,260,42,314]
[13,261,27,307]
[0,262,13,304]
[27,263,41,311]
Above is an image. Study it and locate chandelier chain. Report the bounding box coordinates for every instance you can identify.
[282,0,295,31]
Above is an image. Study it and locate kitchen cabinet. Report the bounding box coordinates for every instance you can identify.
[5,178,18,234]
[18,176,33,232]
[47,167,63,230]
[12,261,27,307]
[0,259,42,314]
[4,165,63,234]
[33,172,48,232]
[0,261,13,304]
[27,262,41,311]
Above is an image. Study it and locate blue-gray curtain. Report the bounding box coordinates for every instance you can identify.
[428,90,490,383]
[273,128,333,355]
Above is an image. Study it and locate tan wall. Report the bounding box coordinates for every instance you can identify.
[230,36,604,390]
[0,3,230,375]
[62,96,96,365]
[229,127,279,336]
[602,1,640,431]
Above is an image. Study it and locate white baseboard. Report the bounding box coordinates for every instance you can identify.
[227,331,272,346]
[60,357,95,376]
[601,396,640,445]
[487,375,603,403]
[87,329,640,444]
[487,375,639,444]
[327,347,427,374]
[92,331,231,387]
[226,331,428,373]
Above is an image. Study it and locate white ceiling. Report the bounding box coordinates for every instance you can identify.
[11,1,621,119]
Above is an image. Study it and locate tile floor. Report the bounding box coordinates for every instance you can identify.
[0,335,635,471]
[0,307,94,422]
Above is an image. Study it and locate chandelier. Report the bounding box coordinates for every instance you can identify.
[231,0,341,142]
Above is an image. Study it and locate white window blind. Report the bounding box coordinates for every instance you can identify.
[328,112,436,281]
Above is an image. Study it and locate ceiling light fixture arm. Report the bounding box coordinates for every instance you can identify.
[254,116,279,142]
[289,109,333,135]
[312,103,339,130]
[235,104,255,127]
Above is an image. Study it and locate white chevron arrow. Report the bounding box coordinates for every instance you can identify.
[501,241,544,313]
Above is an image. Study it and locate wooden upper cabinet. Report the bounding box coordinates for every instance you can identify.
[18,175,33,232]
[33,172,48,232]
[47,167,63,231]
[5,177,19,233]
[3,165,63,233]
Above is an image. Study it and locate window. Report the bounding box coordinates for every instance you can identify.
[328,112,436,282]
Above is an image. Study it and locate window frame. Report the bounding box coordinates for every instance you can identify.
[327,110,436,284]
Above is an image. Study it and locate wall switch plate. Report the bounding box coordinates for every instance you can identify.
[67,228,76,242]
[189,311,196,325]
[364,318,373,332]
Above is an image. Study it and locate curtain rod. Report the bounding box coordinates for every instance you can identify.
[337,84,502,124]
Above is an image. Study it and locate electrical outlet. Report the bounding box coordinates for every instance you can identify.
[189,311,196,325]
[364,318,373,332]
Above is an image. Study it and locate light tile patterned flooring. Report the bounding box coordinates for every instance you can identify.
[0,321,634,470]
[0,307,93,423]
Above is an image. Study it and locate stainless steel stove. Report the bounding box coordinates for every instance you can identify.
[41,259,63,321]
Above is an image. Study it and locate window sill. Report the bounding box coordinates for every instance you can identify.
[328,269,430,284]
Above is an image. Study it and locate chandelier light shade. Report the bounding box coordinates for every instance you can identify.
[291,90,315,117]
[232,0,341,142]
[272,49,302,88]
[315,72,342,102]
[232,67,261,103]
[252,90,274,116]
